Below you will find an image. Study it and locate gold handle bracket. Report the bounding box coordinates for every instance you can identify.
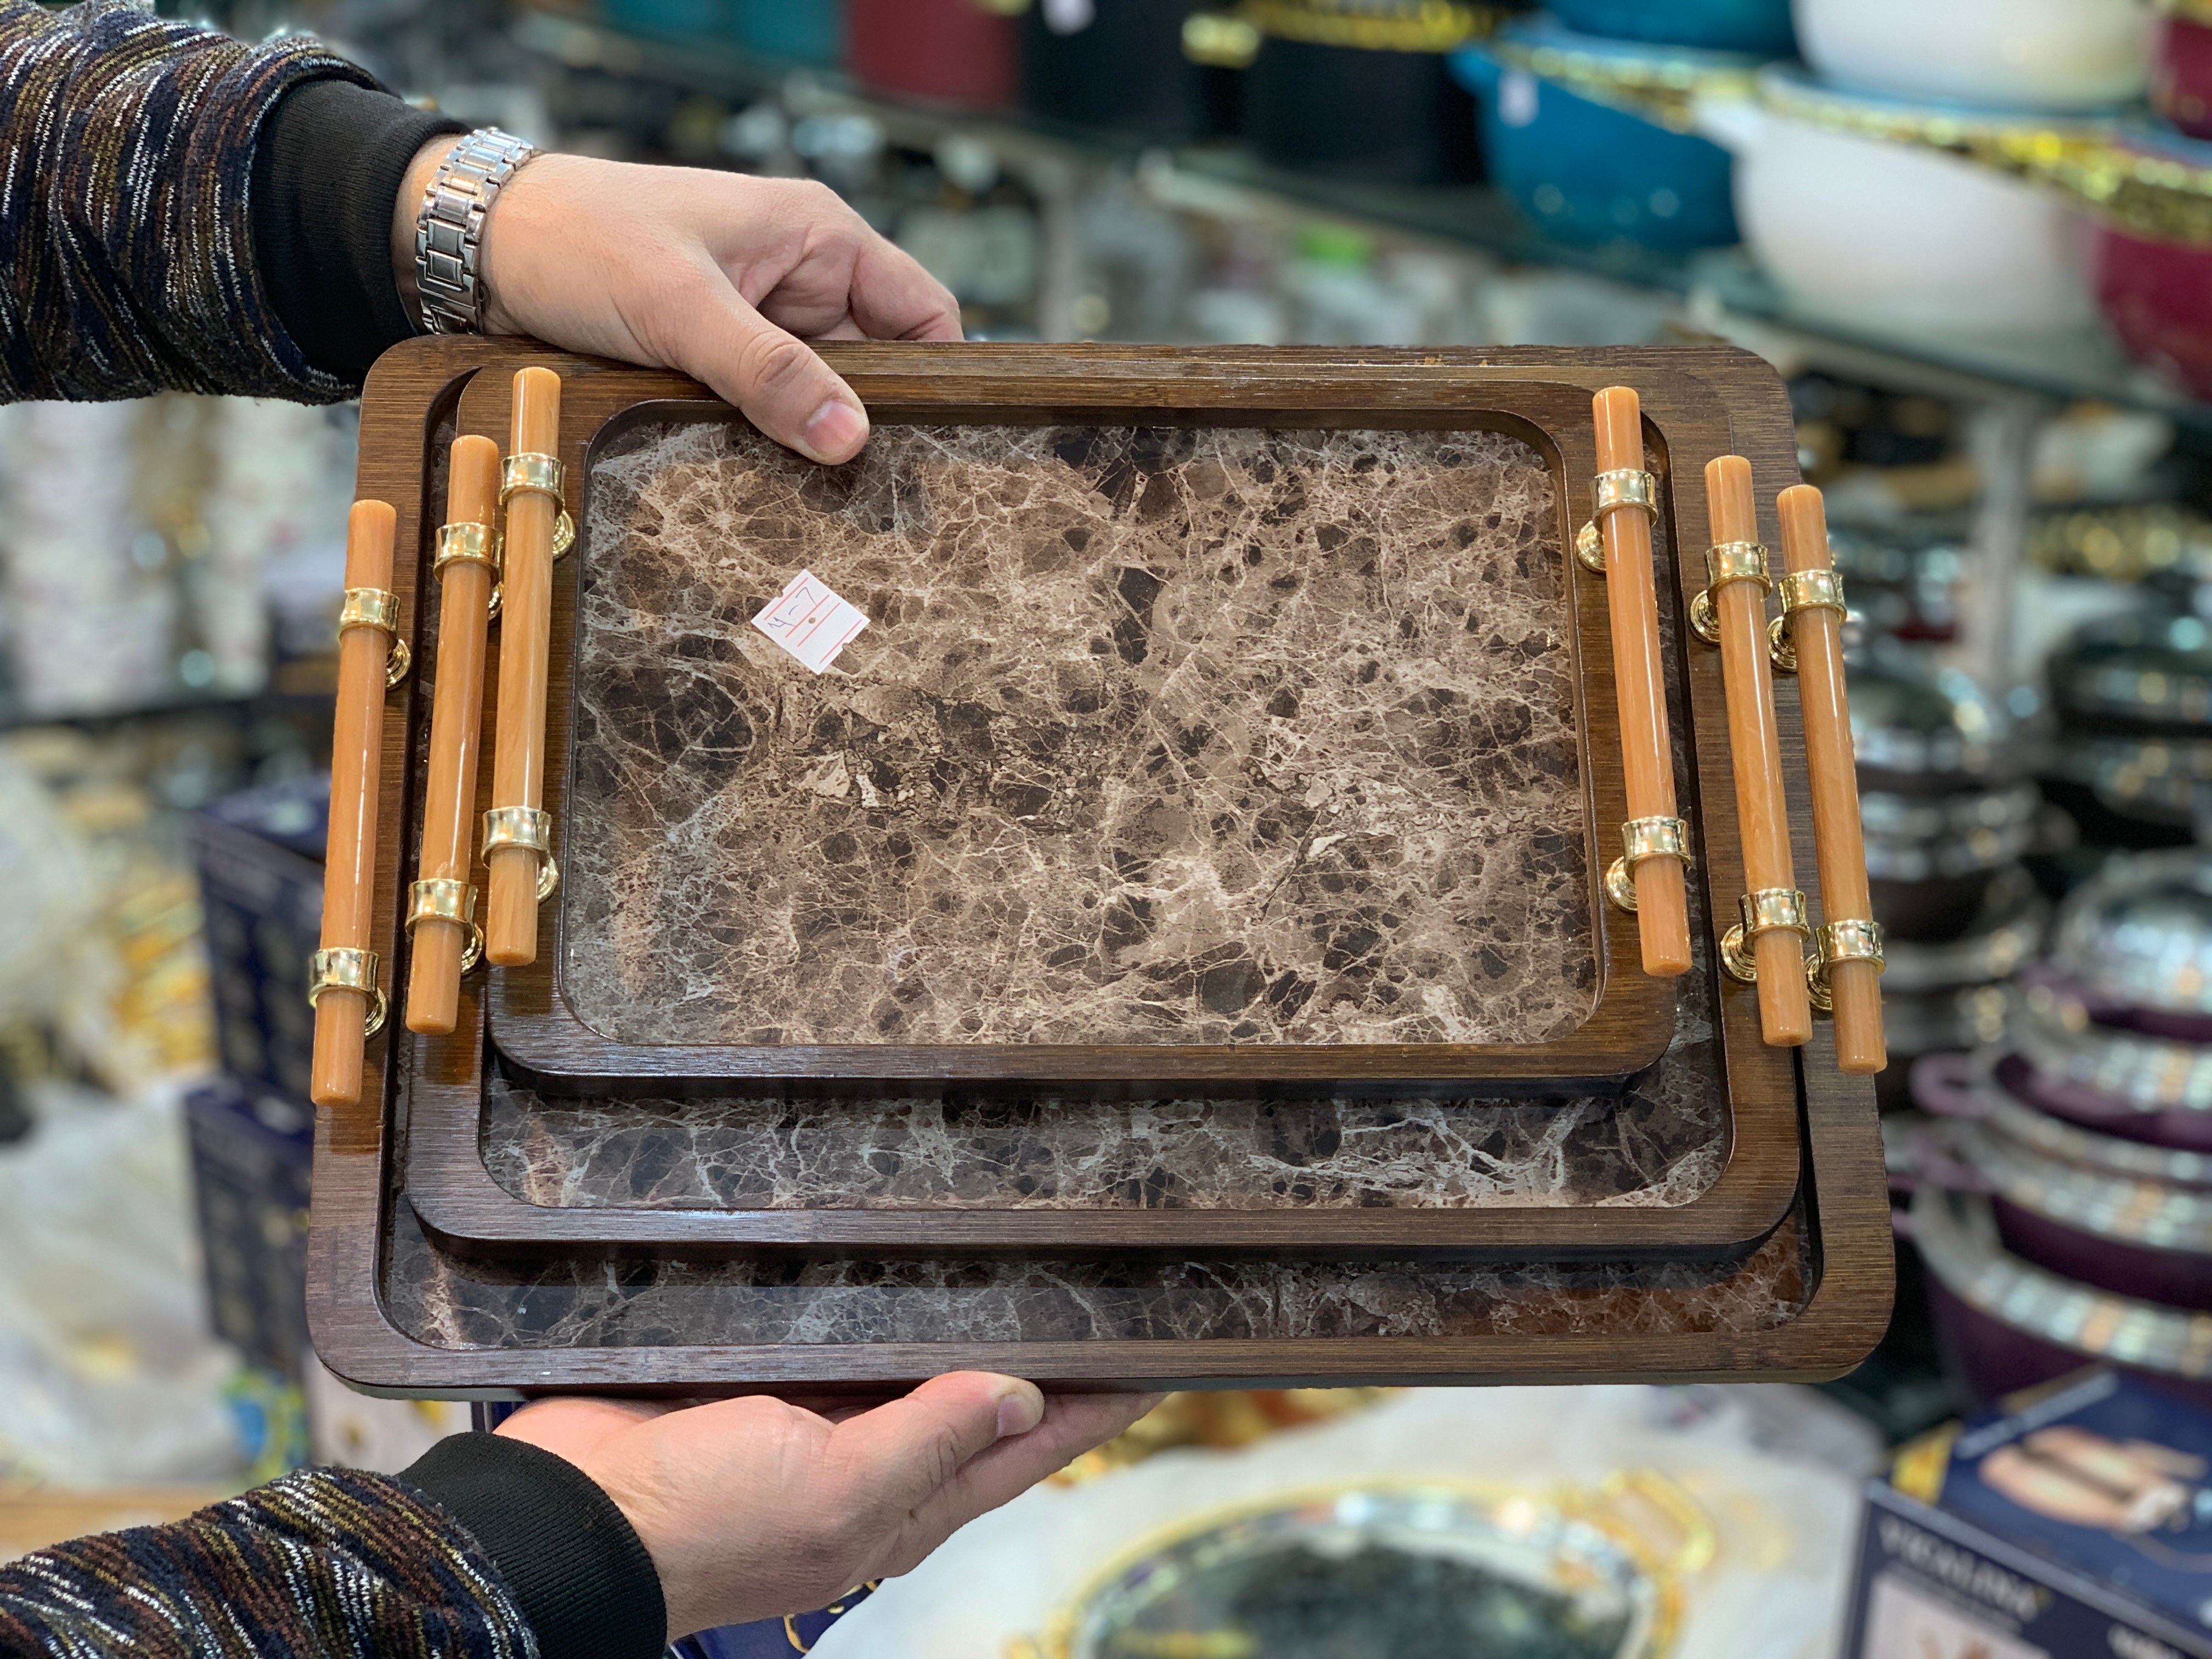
[1768,568,1847,673]
[501,452,575,559]
[1809,918,1886,1012]
[1574,467,1658,574]
[1689,539,1771,646]
[308,946,386,1039]
[483,805,560,901]
[1720,887,1810,984]
[336,585,410,687]
[1604,815,1692,914]
[408,877,484,974]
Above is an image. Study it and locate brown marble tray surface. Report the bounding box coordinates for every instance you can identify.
[562,418,1592,1054]
[312,340,1889,1391]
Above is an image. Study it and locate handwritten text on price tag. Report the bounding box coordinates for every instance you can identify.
[751,569,868,674]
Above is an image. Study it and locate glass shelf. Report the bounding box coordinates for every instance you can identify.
[514,9,2212,426]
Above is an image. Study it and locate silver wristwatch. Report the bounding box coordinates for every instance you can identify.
[413,127,540,336]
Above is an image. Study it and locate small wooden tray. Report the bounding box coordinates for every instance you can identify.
[425,343,1800,1098]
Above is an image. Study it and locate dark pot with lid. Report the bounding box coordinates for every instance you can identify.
[1240,0,1487,183]
[2050,847,2212,1039]
[1851,645,2037,942]
[1018,0,1237,139]
[1912,1182,2212,1410]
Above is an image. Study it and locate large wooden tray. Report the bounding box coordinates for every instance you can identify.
[303,342,1888,1373]
[432,344,1799,1097]
[348,340,1818,1257]
[312,943,1887,1393]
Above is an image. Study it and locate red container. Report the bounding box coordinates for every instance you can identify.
[2097,227,2212,401]
[846,0,1017,108]
[2155,13,2212,140]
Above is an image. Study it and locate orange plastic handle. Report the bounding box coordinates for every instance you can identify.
[486,367,563,966]
[1593,388,1690,978]
[1778,485,1885,1075]
[1706,456,1810,1048]
[311,500,397,1107]
[405,436,501,1035]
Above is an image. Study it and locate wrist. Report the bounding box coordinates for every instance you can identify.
[392,133,462,322]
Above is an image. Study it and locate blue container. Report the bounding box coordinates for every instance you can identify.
[1452,29,1745,251]
[602,0,726,38]
[732,0,841,65]
[1547,0,1792,57]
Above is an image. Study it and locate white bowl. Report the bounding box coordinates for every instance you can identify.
[1697,80,2095,334]
[1793,0,2151,112]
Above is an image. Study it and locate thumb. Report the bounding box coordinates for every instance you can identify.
[684,282,871,464]
[828,1372,1045,1513]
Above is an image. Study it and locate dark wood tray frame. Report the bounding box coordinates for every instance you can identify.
[307,338,1867,1309]
[465,347,1784,1097]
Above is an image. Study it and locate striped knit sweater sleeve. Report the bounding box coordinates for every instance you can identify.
[0,1437,668,1659]
[0,0,434,403]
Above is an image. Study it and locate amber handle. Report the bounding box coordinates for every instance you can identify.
[1705,456,1811,1047]
[1592,388,1691,978]
[486,368,563,966]
[1778,486,1885,1075]
[310,500,399,1108]
[404,436,501,1035]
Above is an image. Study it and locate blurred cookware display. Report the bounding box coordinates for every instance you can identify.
[2095,132,2212,400]
[1792,0,2151,112]
[1038,1481,1689,1659]
[2051,608,2212,744]
[1241,0,1485,182]
[1929,1111,2212,1311]
[1019,0,1228,139]
[1547,0,1792,56]
[2049,848,2212,1026]
[847,0,1018,106]
[1879,867,2047,996]
[1912,1183,2212,1409]
[1699,69,2095,332]
[2016,975,2212,1113]
[1828,519,1970,641]
[1849,647,2038,943]
[2155,0,2212,139]
[1450,23,1751,249]
[2053,732,2212,842]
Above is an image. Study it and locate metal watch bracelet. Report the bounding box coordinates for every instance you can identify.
[414,127,540,336]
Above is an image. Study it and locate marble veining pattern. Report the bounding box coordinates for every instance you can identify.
[564,420,1590,1049]
[479,1052,1724,1212]
[384,1195,1809,1350]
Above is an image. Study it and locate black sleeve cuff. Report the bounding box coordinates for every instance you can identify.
[399,1431,667,1659]
[250,76,465,386]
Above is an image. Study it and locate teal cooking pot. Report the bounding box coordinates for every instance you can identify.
[1452,26,1748,250]
[1548,0,1793,55]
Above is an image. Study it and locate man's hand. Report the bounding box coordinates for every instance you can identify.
[496,1376,1159,1640]
[394,145,961,464]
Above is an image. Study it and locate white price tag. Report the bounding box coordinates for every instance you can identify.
[752,569,868,674]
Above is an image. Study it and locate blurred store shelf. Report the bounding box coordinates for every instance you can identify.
[515,8,2210,426]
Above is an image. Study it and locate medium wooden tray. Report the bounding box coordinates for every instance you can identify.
[428,344,1799,1097]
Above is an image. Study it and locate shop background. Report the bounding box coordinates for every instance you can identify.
[3,3,2210,1656]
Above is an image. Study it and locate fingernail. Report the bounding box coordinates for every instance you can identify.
[801,399,867,464]
[996,1383,1045,1440]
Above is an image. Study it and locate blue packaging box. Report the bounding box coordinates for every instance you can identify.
[185,1074,313,1381]
[192,775,326,1102]
[1844,1370,2212,1657]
